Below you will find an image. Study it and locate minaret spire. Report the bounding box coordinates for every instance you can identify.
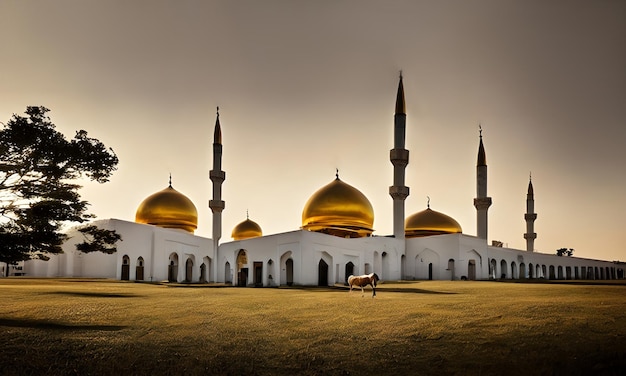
[209,106,226,282]
[473,125,492,240]
[389,73,409,238]
[524,173,537,252]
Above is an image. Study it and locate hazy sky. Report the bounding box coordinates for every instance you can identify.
[1,1,625,262]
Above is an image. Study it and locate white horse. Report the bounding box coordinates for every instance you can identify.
[347,273,380,297]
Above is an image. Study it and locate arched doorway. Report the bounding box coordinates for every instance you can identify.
[447,259,455,281]
[267,259,275,286]
[185,258,193,282]
[237,250,248,287]
[428,263,433,280]
[225,261,232,284]
[318,259,328,286]
[468,260,476,280]
[528,263,534,279]
[136,257,144,281]
[200,263,207,283]
[286,258,294,286]
[490,259,497,279]
[520,263,526,279]
[345,262,354,284]
[121,255,130,280]
[168,253,179,282]
[253,262,263,287]
[500,259,507,279]
[203,256,212,282]
[381,252,390,280]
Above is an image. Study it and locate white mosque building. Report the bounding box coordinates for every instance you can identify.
[15,77,624,284]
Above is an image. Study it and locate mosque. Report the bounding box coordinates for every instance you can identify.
[15,77,624,284]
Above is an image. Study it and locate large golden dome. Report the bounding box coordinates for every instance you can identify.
[302,175,374,238]
[232,216,263,240]
[135,184,198,233]
[405,207,462,238]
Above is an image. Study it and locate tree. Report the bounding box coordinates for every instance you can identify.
[556,248,574,257]
[0,106,120,272]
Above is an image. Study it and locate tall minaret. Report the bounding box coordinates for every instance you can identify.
[473,126,492,240]
[389,74,409,238]
[209,107,225,281]
[524,174,537,252]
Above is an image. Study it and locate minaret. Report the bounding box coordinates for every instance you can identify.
[209,107,225,281]
[473,126,492,240]
[389,74,409,238]
[524,174,537,252]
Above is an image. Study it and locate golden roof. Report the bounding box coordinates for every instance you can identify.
[405,207,462,238]
[232,217,263,240]
[302,175,374,238]
[135,184,198,233]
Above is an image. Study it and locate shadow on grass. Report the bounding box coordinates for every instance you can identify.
[42,291,140,298]
[0,318,126,331]
[377,287,457,294]
[280,285,458,295]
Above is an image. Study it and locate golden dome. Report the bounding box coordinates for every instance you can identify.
[405,207,462,238]
[135,184,198,233]
[302,176,374,238]
[232,216,263,240]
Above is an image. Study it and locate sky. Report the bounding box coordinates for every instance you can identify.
[1,0,625,262]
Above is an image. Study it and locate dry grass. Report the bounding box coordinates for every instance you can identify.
[1,279,625,375]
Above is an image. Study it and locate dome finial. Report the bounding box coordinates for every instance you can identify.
[479,124,482,138]
[529,171,532,181]
[427,196,430,209]
[246,209,249,220]
[169,173,172,187]
[336,168,339,180]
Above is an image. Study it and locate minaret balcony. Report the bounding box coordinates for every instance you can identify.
[473,197,492,210]
[389,186,409,200]
[210,170,226,183]
[524,213,537,220]
[209,199,225,212]
[390,148,409,166]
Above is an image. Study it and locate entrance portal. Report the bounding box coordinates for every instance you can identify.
[345,262,354,285]
[468,260,476,280]
[318,259,328,286]
[254,262,263,287]
[121,255,130,280]
[286,259,294,286]
[238,268,248,287]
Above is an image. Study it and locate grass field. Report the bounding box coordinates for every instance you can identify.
[1,279,625,375]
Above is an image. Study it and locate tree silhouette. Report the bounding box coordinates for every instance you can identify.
[1,107,120,272]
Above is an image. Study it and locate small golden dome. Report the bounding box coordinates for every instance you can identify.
[135,184,198,233]
[232,216,263,240]
[405,207,462,238]
[302,175,374,238]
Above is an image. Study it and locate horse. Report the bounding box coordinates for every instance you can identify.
[347,273,380,297]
